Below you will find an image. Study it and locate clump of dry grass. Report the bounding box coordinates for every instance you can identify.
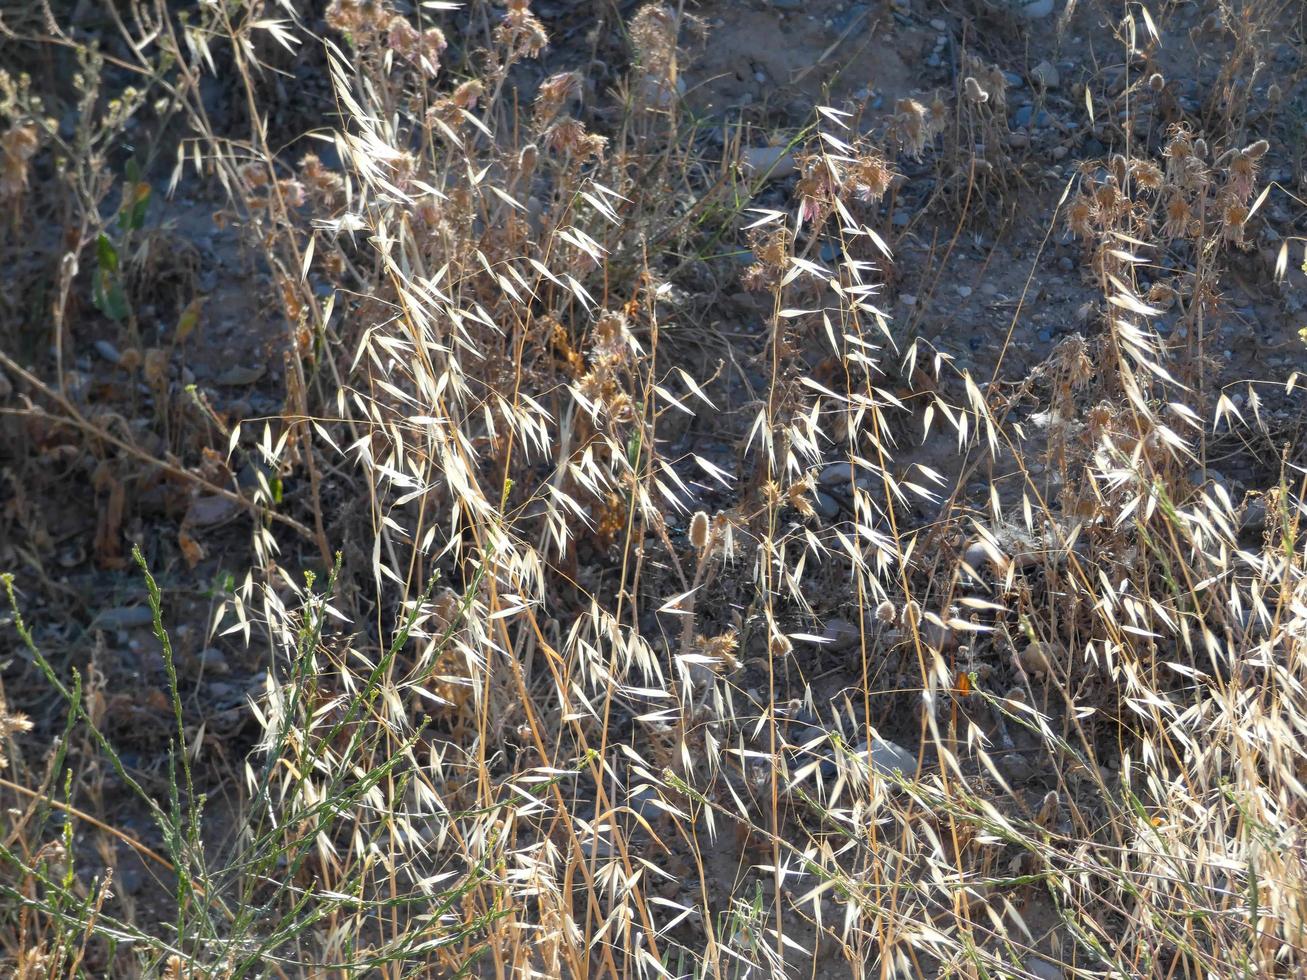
[1,0,1306,977]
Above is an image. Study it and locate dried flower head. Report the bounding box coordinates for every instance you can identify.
[847,152,893,204]
[534,71,583,124]
[1221,198,1249,246]
[1129,158,1163,193]
[689,510,710,551]
[1148,72,1166,92]
[1226,151,1257,201]
[964,76,989,104]
[874,599,897,624]
[495,2,549,61]
[631,4,678,80]
[1066,195,1095,239]
[0,122,39,200]
[699,630,740,671]
[1162,192,1192,239]
[892,99,935,160]
[452,80,484,111]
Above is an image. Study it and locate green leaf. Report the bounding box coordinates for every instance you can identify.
[92,269,129,322]
[117,181,151,231]
[95,233,119,273]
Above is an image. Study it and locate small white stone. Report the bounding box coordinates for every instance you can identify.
[957,285,973,298]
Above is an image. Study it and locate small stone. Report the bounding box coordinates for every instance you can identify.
[199,647,230,675]
[1038,329,1053,342]
[742,144,796,180]
[892,210,910,226]
[820,617,862,651]
[1025,958,1064,980]
[819,462,856,487]
[866,736,918,777]
[813,491,841,521]
[929,17,947,30]
[185,494,240,528]
[1240,498,1268,539]
[900,293,917,307]
[95,606,155,630]
[1017,0,1056,18]
[1050,144,1068,160]
[93,340,122,365]
[957,285,973,298]
[1057,255,1075,272]
[819,735,918,780]
[1001,752,1036,782]
[1018,640,1062,675]
[207,681,239,702]
[1031,61,1060,89]
[962,541,992,576]
[119,867,145,895]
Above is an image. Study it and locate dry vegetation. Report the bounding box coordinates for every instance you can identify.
[1,0,1307,976]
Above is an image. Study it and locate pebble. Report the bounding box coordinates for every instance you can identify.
[929,17,947,30]
[817,735,918,780]
[820,617,862,651]
[819,462,857,487]
[1017,0,1056,18]
[207,681,239,702]
[94,340,122,365]
[119,866,144,895]
[1013,105,1051,128]
[900,293,917,307]
[957,285,972,298]
[1240,498,1268,539]
[1018,640,1062,675]
[892,210,910,226]
[199,647,230,674]
[1002,752,1036,782]
[1025,958,1065,980]
[962,541,992,576]
[185,494,240,528]
[742,145,796,180]
[814,491,841,521]
[94,606,155,630]
[1038,329,1053,342]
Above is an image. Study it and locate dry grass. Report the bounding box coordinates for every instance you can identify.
[1,0,1306,976]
